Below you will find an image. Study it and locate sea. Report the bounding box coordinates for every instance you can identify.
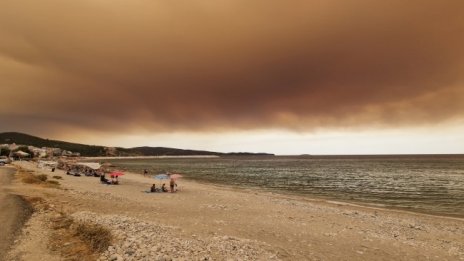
[104,155,464,218]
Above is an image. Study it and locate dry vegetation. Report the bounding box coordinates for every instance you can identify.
[12,168,112,260]
[46,180,60,186]
[48,213,112,260]
[26,196,112,261]
[17,168,61,188]
[74,223,112,252]
[37,174,48,182]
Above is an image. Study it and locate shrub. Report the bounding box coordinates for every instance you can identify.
[74,223,112,252]
[0,147,10,156]
[47,180,60,185]
[26,196,44,204]
[53,176,63,180]
[22,175,42,184]
[37,174,48,182]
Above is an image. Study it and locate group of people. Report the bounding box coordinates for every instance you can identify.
[100,173,119,185]
[146,169,178,193]
[99,168,180,191]
[66,166,101,177]
[149,177,177,193]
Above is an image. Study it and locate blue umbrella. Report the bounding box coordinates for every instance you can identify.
[153,174,169,180]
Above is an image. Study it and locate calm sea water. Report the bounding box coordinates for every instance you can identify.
[105,155,464,217]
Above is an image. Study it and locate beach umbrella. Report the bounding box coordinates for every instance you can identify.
[170,174,183,179]
[109,171,125,177]
[153,174,169,180]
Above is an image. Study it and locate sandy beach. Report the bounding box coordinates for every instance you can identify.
[5,161,464,260]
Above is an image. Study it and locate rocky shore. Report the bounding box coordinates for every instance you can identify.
[72,211,277,261]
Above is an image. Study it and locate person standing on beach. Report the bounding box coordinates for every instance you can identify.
[143,169,148,177]
[169,178,176,192]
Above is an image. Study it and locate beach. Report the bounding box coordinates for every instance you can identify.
[5,161,464,260]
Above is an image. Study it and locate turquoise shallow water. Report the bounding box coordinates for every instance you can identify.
[104,155,464,217]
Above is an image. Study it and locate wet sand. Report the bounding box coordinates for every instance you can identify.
[0,167,32,261]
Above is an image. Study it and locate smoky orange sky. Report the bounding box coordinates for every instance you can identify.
[1,1,464,153]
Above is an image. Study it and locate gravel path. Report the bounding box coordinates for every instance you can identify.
[0,167,32,261]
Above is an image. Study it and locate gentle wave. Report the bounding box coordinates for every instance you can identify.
[105,155,464,217]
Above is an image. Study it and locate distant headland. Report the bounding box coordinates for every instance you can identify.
[0,132,274,158]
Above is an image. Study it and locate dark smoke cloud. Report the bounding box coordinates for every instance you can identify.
[1,0,463,137]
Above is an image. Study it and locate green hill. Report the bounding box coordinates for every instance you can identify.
[0,132,274,157]
[0,132,107,156]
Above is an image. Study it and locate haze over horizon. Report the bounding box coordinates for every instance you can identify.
[1,1,463,155]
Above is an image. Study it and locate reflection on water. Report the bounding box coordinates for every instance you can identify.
[106,155,464,217]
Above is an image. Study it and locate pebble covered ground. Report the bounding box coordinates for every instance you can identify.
[72,211,280,261]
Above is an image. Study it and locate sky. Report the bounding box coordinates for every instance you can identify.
[1,0,463,155]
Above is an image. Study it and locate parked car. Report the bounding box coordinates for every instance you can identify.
[0,156,12,164]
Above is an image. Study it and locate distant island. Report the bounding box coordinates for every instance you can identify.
[0,132,274,157]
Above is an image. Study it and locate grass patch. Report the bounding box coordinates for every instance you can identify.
[22,175,42,184]
[52,176,63,180]
[37,174,48,182]
[46,209,112,260]
[25,196,45,204]
[45,180,60,188]
[74,223,112,252]
[18,170,60,187]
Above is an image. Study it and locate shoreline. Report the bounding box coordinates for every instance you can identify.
[183,176,464,221]
[7,161,464,260]
[83,155,221,160]
[96,156,464,219]
[98,168,464,220]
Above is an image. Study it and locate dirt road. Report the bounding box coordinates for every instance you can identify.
[0,167,32,261]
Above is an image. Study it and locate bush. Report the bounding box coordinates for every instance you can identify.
[53,176,63,180]
[0,147,10,156]
[37,174,48,182]
[22,175,42,184]
[46,180,60,185]
[74,223,112,252]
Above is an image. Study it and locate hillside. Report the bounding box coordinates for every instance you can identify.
[0,132,274,157]
[0,132,107,156]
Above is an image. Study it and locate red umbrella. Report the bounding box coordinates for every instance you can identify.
[109,171,125,177]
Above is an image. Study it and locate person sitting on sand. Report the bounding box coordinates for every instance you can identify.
[161,183,168,192]
[111,175,119,185]
[150,184,156,193]
[100,174,110,184]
